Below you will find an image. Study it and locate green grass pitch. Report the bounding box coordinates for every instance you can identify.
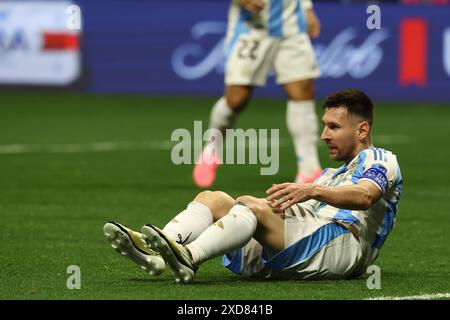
[0,90,449,299]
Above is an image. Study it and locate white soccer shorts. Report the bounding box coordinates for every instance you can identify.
[224,31,321,86]
[222,204,367,280]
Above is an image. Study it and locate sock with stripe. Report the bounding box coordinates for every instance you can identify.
[162,201,214,245]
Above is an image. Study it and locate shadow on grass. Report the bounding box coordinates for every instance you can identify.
[126,274,367,287]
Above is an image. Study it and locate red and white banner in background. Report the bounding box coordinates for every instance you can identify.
[399,19,428,87]
[0,1,81,85]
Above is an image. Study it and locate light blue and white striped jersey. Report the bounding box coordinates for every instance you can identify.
[301,147,403,257]
[226,0,311,39]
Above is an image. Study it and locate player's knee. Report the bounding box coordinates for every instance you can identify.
[225,88,252,111]
[194,190,217,208]
[236,195,266,218]
[287,80,315,101]
[212,191,235,206]
[225,95,248,112]
[194,191,235,218]
[195,190,230,204]
[195,190,214,201]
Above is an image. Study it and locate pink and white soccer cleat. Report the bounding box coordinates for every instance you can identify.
[192,152,221,188]
[295,168,323,184]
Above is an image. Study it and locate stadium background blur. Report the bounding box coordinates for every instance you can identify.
[0,0,449,300]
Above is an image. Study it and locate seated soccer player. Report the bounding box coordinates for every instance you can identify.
[104,89,402,283]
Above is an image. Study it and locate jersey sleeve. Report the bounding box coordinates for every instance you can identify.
[314,167,335,185]
[358,148,399,195]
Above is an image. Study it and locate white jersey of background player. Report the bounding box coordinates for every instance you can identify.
[193,0,322,187]
[226,0,313,39]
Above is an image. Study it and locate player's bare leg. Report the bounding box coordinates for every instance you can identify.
[283,79,322,183]
[142,191,285,283]
[193,190,237,221]
[104,191,234,277]
[234,195,285,252]
[184,195,285,266]
[159,190,235,245]
[193,85,253,187]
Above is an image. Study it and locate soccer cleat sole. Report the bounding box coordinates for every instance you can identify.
[141,226,194,284]
[103,223,165,276]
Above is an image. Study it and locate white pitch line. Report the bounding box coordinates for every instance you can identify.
[366,293,450,300]
[0,141,174,155]
[0,134,410,155]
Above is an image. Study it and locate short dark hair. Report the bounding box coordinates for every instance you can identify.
[323,89,374,126]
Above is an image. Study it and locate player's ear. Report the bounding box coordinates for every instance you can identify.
[357,121,370,140]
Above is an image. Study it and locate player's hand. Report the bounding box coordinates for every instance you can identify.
[306,9,321,38]
[266,183,316,212]
[238,0,265,13]
[266,199,286,218]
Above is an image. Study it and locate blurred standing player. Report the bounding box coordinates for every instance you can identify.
[193,0,322,187]
[193,0,323,187]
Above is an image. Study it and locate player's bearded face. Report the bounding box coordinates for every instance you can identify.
[321,107,359,162]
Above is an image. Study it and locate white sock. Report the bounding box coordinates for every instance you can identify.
[286,100,321,176]
[203,97,237,156]
[162,201,213,245]
[186,204,257,265]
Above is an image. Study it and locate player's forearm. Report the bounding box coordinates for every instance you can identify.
[312,184,372,210]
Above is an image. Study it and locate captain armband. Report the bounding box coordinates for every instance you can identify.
[360,167,388,194]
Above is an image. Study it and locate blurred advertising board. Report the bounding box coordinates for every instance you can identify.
[78,1,449,101]
[7,0,449,101]
[0,1,81,86]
